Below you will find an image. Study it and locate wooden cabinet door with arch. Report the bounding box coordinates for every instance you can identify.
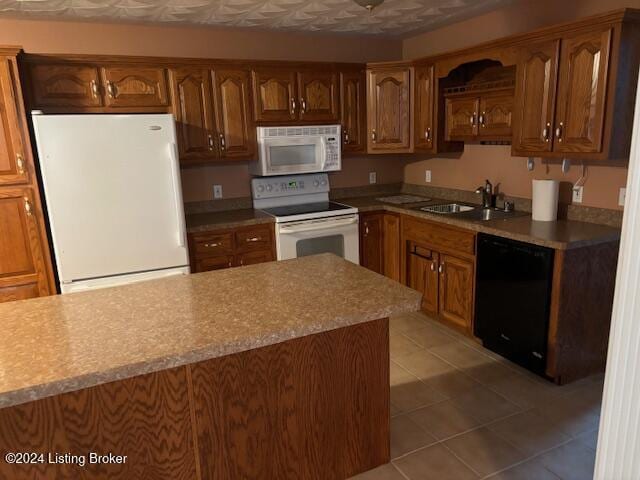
[212,69,256,159]
[252,68,297,123]
[28,64,102,108]
[414,64,435,152]
[367,67,412,153]
[100,66,169,108]
[554,28,612,154]
[0,58,29,186]
[297,71,339,122]
[340,71,366,153]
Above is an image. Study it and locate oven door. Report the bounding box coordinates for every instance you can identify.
[276,214,359,264]
[260,136,326,175]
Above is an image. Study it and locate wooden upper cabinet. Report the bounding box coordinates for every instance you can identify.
[0,58,29,186]
[340,71,366,153]
[0,188,51,302]
[438,253,474,331]
[297,71,339,122]
[512,40,560,154]
[445,96,478,140]
[100,66,169,108]
[171,68,216,163]
[478,92,514,139]
[252,68,297,123]
[28,64,102,108]
[367,67,412,153]
[554,28,612,154]
[414,64,435,151]
[212,69,256,159]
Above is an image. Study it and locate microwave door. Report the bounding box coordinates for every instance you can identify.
[265,137,323,175]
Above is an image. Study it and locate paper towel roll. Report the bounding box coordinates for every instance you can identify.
[532,179,559,221]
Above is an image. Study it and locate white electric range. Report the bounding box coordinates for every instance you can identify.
[252,173,360,264]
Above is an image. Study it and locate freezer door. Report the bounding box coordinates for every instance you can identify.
[32,114,189,284]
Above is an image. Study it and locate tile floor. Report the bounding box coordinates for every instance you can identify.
[350,312,604,480]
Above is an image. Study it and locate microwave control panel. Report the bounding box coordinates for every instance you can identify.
[324,135,340,170]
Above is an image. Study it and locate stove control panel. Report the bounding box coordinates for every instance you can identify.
[252,173,330,200]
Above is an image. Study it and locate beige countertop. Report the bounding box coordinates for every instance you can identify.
[0,254,420,410]
[340,196,621,250]
[186,208,273,233]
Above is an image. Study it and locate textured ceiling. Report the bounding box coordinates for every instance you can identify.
[0,0,515,36]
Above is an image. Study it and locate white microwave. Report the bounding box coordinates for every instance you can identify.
[251,125,341,176]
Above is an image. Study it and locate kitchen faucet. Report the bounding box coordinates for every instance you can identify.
[476,179,495,208]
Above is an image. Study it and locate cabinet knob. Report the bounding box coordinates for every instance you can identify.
[23,197,33,216]
[16,154,25,174]
[300,98,307,114]
[479,112,486,127]
[207,133,215,151]
[106,81,116,98]
[555,122,564,142]
[438,263,444,274]
[219,133,226,151]
[246,237,260,242]
[371,130,377,143]
[344,130,350,145]
[470,113,476,126]
[425,127,432,142]
[430,262,436,272]
[291,98,297,115]
[204,242,220,248]
[542,122,552,142]
[90,80,99,99]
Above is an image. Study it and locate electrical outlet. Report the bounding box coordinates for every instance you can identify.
[369,172,377,184]
[572,185,584,203]
[425,170,432,183]
[213,185,223,199]
[619,187,626,207]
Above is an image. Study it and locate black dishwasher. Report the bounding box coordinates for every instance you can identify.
[475,234,554,376]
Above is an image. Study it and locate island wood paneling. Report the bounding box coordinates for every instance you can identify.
[189,318,390,480]
[0,367,198,480]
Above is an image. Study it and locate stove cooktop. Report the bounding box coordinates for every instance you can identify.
[261,201,353,218]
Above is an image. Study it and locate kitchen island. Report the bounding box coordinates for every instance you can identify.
[0,254,421,479]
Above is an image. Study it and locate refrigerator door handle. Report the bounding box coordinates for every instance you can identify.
[168,143,186,247]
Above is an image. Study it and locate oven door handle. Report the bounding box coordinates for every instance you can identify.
[279,217,357,234]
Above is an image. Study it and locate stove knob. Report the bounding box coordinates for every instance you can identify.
[257,185,265,193]
[266,184,273,192]
[313,180,320,187]
[320,179,327,186]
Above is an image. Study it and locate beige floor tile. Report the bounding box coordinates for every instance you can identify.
[537,439,596,480]
[487,410,572,456]
[390,314,430,333]
[429,342,497,370]
[443,427,527,477]
[393,444,479,480]
[407,400,483,440]
[391,360,418,387]
[402,325,457,349]
[393,350,456,381]
[390,414,438,459]
[483,373,562,409]
[462,360,522,386]
[449,386,521,424]
[390,331,424,358]
[421,370,479,399]
[349,463,407,480]
[391,379,447,413]
[575,428,599,451]
[532,392,601,437]
[485,458,561,480]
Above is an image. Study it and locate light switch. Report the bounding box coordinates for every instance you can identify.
[425,170,432,183]
[369,172,377,184]
[572,185,583,203]
[213,185,223,199]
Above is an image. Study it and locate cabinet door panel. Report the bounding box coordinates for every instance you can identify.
[439,254,474,331]
[252,69,297,122]
[414,65,435,151]
[0,58,29,186]
[0,188,50,301]
[236,250,274,267]
[195,254,234,273]
[212,69,255,159]
[479,92,514,139]
[367,68,411,152]
[382,214,400,282]
[171,68,216,162]
[298,71,339,122]
[555,28,611,153]
[360,214,383,274]
[29,64,102,108]
[445,97,478,140]
[101,66,169,108]
[512,40,560,153]
[407,249,439,316]
[340,71,366,153]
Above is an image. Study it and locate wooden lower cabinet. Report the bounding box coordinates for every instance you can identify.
[407,246,439,315]
[438,253,474,330]
[360,212,401,281]
[188,223,275,273]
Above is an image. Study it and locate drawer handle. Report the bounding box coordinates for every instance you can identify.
[555,122,564,142]
[438,263,444,274]
[501,333,511,341]
[24,197,33,216]
[291,98,297,115]
[204,242,221,248]
[430,262,436,272]
[425,127,432,142]
[90,80,99,98]
[219,133,226,151]
[542,122,551,142]
[246,236,261,242]
[300,98,307,114]
[371,130,377,143]
[106,81,116,98]
[207,134,215,151]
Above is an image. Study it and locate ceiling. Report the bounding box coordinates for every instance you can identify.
[0,0,516,36]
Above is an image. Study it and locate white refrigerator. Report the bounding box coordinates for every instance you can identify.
[32,113,190,293]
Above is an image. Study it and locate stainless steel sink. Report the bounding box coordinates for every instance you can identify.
[456,207,527,221]
[418,203,476,214]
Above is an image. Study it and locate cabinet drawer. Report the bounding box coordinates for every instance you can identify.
[235,225,273,253]
[192,232,234,255]
[237,250,274,267]
[403,217,475,256]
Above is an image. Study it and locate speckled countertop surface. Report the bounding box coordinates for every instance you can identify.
[186,208,273,233]
[341,195,621,250]
[0,254,420,409]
